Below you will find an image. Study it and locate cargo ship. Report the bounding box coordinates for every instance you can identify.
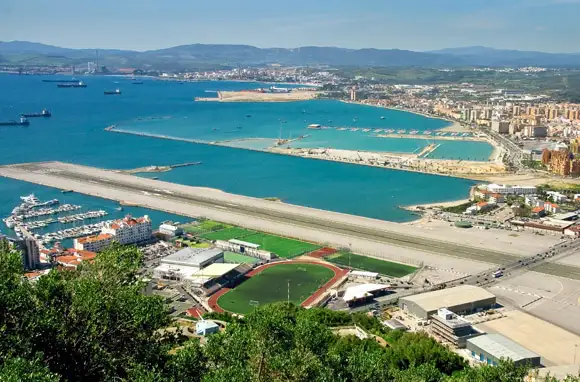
[21,109,51,118]
[0,116,30,126]
[42,78,78,83]
[104,89,121,95]
[57,81,87,88]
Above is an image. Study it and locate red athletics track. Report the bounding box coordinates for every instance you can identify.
[307,247,337,259]
[207,260,348,313]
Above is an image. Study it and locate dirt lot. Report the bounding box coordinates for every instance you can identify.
[475,310,580,366]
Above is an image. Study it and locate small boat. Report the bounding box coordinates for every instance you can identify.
[132,81,143,85]
[246,114,252,118]
[21,194,40,204]
[115,207,124,211]
[104,89,122,95]
[61,189,73,194]
[236,126,242,129]
[380,116,385,120]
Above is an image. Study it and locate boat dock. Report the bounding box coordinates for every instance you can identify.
[306,124,475,138]
[57,210,108,224]
[18,204,81,220]
[40,220,113,244]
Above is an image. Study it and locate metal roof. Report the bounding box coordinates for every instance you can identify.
[343,284,389,302]
[161,247,223,267]
[228,239,260,249]
[193,263,240,277]
[467,334,539,362]
[383,319,407,330]
[400,285,495,312]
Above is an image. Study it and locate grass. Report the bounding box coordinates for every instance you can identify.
[239,233,321,258]
[201,227,256,241]
[181,220,232,234]
[217,263,334,314]
[224,251,259,264]
[325,252,417,278]
[441,201,473,214]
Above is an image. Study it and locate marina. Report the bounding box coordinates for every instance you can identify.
[306,124,475,138]
[2,193,116,246]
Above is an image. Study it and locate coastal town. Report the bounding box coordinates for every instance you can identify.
[5,44,580,380]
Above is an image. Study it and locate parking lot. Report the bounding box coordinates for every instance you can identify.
[491,271,580,335]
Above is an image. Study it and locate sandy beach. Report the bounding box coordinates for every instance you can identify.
[267,146,507,180]
[196,90,319,102]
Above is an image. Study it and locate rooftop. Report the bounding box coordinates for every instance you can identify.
[467,334,539,362]
[193,263,240,277]
[161,247,223,267]
[343,283,389,302]
[401,285,495,313]
[77,233,113,244]
[228,239,260,249]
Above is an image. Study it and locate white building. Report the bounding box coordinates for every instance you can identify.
[102,215,152,245]
[487,184,537,195]
[74,233,114,253]
[159,223,183,237]
[546,191,568,203]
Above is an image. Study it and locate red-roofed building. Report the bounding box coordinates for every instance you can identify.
[488,193,505,204]
[531,206,546,218]
[74,233,114,253]
[544,202,561,214]
[55,248,97,269]
[102,215,152,245]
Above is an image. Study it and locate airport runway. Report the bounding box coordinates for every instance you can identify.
[0,161,575,276]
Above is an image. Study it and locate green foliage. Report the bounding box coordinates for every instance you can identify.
[441,201,473,214]
[0,356,60,382]
[0,242,555,382]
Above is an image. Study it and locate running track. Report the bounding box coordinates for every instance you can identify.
[208,260,348,313]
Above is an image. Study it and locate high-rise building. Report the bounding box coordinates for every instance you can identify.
[21,236,40,269]
[542,149,580,176]
[549,108,559,120]
[512,105,521,116]
[491,120,510,134]
[350,86,357,102]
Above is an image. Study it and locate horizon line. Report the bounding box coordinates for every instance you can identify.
[2,40,580,56]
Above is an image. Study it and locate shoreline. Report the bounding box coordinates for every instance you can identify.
[105,127,508,181]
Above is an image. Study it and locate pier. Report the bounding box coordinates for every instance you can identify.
[307,124,476,139]
[17,204,81,220]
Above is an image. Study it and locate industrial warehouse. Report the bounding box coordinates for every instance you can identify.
[398,285,497,319]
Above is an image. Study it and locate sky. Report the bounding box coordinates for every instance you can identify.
[1,0,579,53]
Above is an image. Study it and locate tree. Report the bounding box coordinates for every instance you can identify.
[0,357,60,382]
[0,242,553,382]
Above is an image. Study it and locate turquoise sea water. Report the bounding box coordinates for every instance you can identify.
[0,74,476,226]
[121,98,493,160]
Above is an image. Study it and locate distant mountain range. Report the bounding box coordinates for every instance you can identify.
[2,41,580,69]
